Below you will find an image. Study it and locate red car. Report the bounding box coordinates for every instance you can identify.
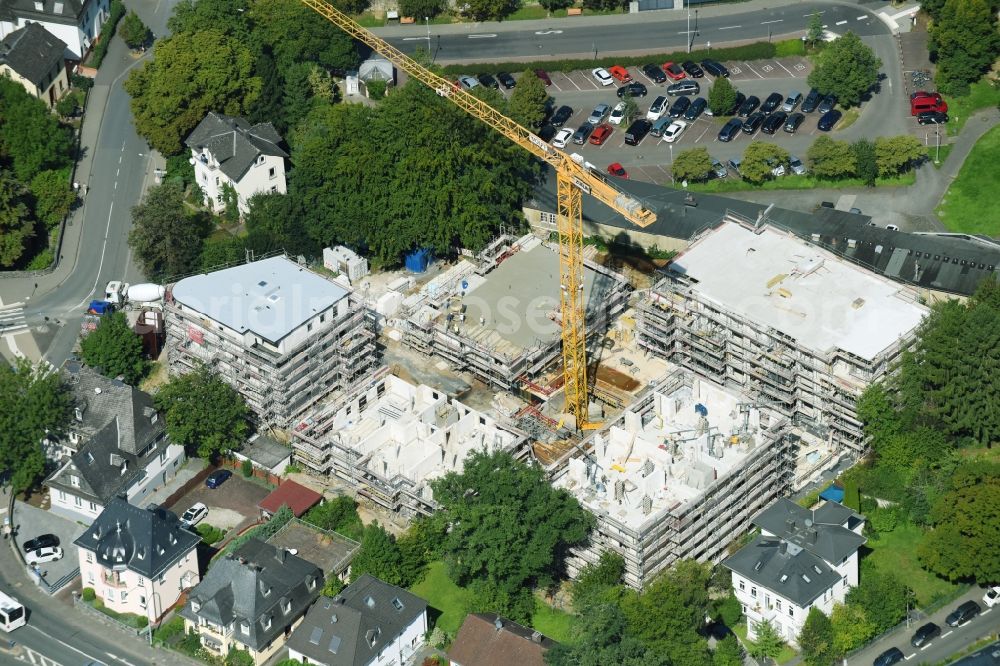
[534,69,552,86]
[607,162,628,178]
[589,123,613,145]
[609,65,632,83]
[662,62,686,81]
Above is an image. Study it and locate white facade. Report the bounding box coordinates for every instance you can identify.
[192,149,285,215]
[287,611,426,666]
[0,0,110,59]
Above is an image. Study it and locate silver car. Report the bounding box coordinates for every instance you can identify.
[789,155,806,175]
[588,103,611,125]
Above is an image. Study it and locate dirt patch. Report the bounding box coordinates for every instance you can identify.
[595,364,640,391]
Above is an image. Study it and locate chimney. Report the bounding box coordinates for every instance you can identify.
[806,528,818,545]
[277,548,287,563]
[785,518,796,532]
[779,541,787,554]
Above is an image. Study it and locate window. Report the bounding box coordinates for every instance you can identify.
[87,572,94,584]
[270,185,277,193]
[139,595,146,608]
[120,591,127,601]
[262,617,271,630]
[307,323,313,332]
[241,622,250,634]
[71,476,80,488]
[86,552,93,563]
[751,587,757,599]
[74,496,82,507]
[788,607,794,618]
[738,580,744,591]
[58,490,66,501]
[776,599,782,611]
[268,167,276,179]
[89,502,97,511]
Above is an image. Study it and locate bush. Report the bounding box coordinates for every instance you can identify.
[196,523,226,545]
[366,79,387,100]
[81,587,96,602]
[153,616,185,643]
[241,458,253,478]
[225,648,254,666]
[285,463,302,474]
[714,592,742,627]
[26,248,55,270]
[90,0,126,69]
[71,73,94,90]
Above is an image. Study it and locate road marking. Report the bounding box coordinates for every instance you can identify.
[761,64,774,72]
[836,19,848,25]
[564,75,582,91]
[804,10,825,15]
[743,61,764,78]
[22,626,101,664]
[401,37,427,41]
[942,630,953,638]
[761,19,783,24]
[776,60,794,76]
[694,125,711,143]
[905,654,916,661]
[467,34,496,38]
[105,653,136,666]
[794,63,806,71]
[857,14,868,20]
[729,66,742,75]
[921,644,932,650]
[719,25,741,30]
[534,29,563,34]
[983,608,992,614]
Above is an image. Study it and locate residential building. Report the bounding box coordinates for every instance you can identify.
[323,245,369,285]
[0,0,110,59]
[74,498,200,624]
[448,613,557,666]
[636,220,928,454]
[552,368,798,589]
[165,255,378,428]
[0,22,67,107]
[184,112,288,215]
[724,497,866,646]
[181,538,322,665]
[44,362,186,524]
[291,373,529,518]
[286,574,428,666]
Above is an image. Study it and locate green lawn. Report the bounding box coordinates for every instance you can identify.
[732,620,798,664]
[864,523,959,607]
[936,124,1000,236]
[928,142,954,168]
[532,599,576,643]
[942,79,1000,136]
[409,561,473,636]
[686,172,915,193]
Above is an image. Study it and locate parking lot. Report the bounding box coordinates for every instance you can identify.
[166,472,271,534]
[12,497,86,586]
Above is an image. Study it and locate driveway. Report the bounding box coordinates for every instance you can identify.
[12,497,87,589]
[167,473,271,534]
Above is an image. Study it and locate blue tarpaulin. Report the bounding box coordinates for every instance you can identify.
[404,248,432,273]
[819,484,845,503]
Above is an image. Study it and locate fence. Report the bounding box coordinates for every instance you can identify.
[218,455,282,488]
[159,464,216,510]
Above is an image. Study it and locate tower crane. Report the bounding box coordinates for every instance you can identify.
[301,0,658,428]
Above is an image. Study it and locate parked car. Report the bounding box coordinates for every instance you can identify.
[592,67,614,86]
[789,155,806,175]
[911,92,948,115]
[572,123,595,145]
[817,93,838,114]
[984,586,1000,608]
[552,127,573,148]
[617,82,648,98]
[742,111,765,134]
[668,96,691,118]
[607,162,629,178]
[534,69,552,86]
[711,159,728,179]
[886,224,899,230]
[181,502,209,528]
[801,88,822,113]
[817,109,842,131]
[609,102,627,125]
[550,105,573,127]
[26,546,63,565]
[768,159,786,177]
[661,119,687,143]
[946,600,981,627]
[536,124,557,142]
[496,71,516,89]
[609,65,632,83]
[589,124,613,145]
[917,111,949,125]
[623,119,652,145]
[681,60,704,78]
[662,61,686,81]
[649,116,674,137]
[761,111,788,134]
[666,80,699,96]
[457,75,479,90]
[781,90,802,112]
[683,97,707,120]
[737,95,760,118]
[783,112,805,133]
[910,622,941,648]
[872,647,905,666]
[588,103,611,125]
[700,59,729,77]
[647,95,669,121]
[23,534,59,553]
[477,73,499,89]
[717,118,743,142]
[205,469,233,489]
[761,92,784,114]
[728,157,742,176]
[642,63,667,84]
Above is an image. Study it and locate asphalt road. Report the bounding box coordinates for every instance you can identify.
[379,1,891,62]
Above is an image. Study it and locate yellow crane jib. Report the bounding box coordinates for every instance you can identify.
[299,0,658,427]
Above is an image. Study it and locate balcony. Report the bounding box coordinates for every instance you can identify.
[102,572,127,588]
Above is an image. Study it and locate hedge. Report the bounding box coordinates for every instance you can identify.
[90,0,126,69]
[441,41,778,76]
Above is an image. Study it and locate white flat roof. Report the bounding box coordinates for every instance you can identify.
[669,223,928,361]
[172,256,349,343]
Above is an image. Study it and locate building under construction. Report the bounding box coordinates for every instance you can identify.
[165,255,378,428]
[290,373,530,518]
[636,218,928,453]
[551,368,798,589]
[400,235,631,391]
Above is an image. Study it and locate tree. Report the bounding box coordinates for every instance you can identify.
[331,0,371,14]
[806,136,856,179]
[546,602,669,666]
[118,10,150,50]
[302,495,363,540]
[243,192,312,257]
[807,32,881,108]
[461,0,521,20]
[248,48,286,132]
[931,0,1000,96]
[250,0,360,73]
[671,147,713,183]
[846,563,913,633]
[29,170,76,230]
[806,12,824,45]
[749,619,785,662]
[918,472,1000,583]
[0,78,73,182]
[540,0,573,10]
[799,607,838,666]
[400,0,446,18]
[168,0,252,40]
[830,603,876,654]
[572,551,625,609]
[0,169,32,268]
[124,29,261,155]
[224,649,254,666]
[851,138,878,187]
[740,142,789,184]
[154,366,251,460]
[80,311,146,384]
[712,635,743,666]
[350,523,407,586]
[506,70,549,128]
[0,360,71,490]
[708,76,738,116]
[621,98,640,125]
[128,181,209,281]
[874,135,925,177]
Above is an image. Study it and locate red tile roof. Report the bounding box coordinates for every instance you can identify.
[257,480,322,517]
[447,613,556,666]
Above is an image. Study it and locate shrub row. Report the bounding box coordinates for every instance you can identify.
[90,0,126,69]
[441,41,779,76]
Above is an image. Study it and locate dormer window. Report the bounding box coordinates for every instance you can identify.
[392,597,404,611]
[282,599,292,615]
[191,600,201,612]
[241,621,250,634]
[74,407,84,421]
[262,616,271,630]
[33,1,42,10]
[71,475,80,488]
[307,576,316,590]
[69,431,79,444]
[53,1,62,11]
[256,155,265,165]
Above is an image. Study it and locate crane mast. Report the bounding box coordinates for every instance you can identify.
[300,0,657,428]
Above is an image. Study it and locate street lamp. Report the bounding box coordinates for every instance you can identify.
[686,5,691,53]
[935,126,941,164]
[425,16,430,53]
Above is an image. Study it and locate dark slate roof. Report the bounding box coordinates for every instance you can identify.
[813,500,865,533]
[286,575,428,666]
[0,22,65,86]
[529,171,1000,296]
[0,0,89,25]
[724,535,843,608]
[751,498,865,565]
[180,538,322,651]
[184,112,288,183]
[447,613,557,666]
[239,435,291,471]
[73,497,200,579]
